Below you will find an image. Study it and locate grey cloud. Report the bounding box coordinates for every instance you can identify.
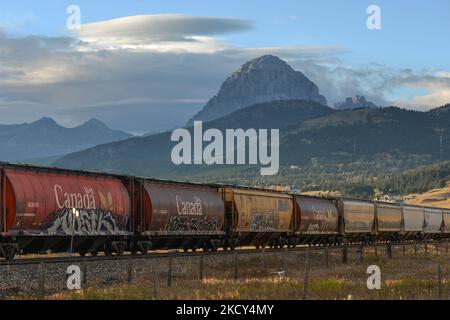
[0,33,78,55]
[77,15,253,43]
[1,19,449,133]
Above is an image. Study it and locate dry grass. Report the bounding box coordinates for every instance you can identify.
[15,245,450,300]
[406,185,450,208]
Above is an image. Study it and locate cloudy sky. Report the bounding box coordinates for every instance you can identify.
[1,0,449,134]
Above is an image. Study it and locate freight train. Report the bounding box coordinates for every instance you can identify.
[1,162,449,260]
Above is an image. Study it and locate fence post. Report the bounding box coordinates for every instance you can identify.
[325,245,330,268]
[284,247,288,274]
[82,262,87,288]
[199,254,204,280]
[435,241,439,254]
[437,264,442,300]
[233,251,238,280]
[6,260,10,280]
[167,257,173,287]
[414,240,417,255]
[402,243,406,255]
[37,262,45,299]
[374,246,378,256]
[127,257,133,283]
[447,239,449,255]
[301,250,310,300]
[425,239,428,254]
[387,243,392,259]
[359,245,364,263]
[152,270,157,300]
[262,248,267,274]
[342,242,348,264]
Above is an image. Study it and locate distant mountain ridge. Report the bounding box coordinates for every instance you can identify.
[333,95,378,110]
[54,100,333,175]
[0,117,132,161]
[54,102,450,179]
[34,53,450,191]
[189,55,327,124]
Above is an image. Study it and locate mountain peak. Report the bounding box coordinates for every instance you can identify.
[189,55,328,124]
[31,117,60,127]
[36,116,57,123]
[334,95,378,110]
[81,118,108,128]
[234,55,293,75]
[0,117,132,162]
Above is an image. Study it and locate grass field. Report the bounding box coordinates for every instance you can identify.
[406,186,450,208]
[17,245,449,300]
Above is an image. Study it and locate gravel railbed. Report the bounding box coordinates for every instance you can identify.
[1,243,442,299]
[0,250,297,299]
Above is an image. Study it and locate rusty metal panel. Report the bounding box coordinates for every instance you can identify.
[4,169,131,235]
[375,203,402,232]
[3,175,16,232]
[443,209,450,233]
[0,170,4,233]
[142,182,225,235]
[231,189,293,233]
[342,200,375,233]
[294,197,338,234]
[402,206,424,232]
[423,208,443,234]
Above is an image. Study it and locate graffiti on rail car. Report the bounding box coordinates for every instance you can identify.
[167,215,219,232]
[250,211,279,231]
[45,208,129,235]
[305,208,337,233]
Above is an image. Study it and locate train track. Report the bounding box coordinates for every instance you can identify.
[1,240,446,267]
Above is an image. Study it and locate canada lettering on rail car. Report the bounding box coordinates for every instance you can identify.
[171,121,280,176]
[54,184,96,210]
[176,195,203,216]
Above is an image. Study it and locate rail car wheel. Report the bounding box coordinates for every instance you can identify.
[130,243,138,255]
[90,250,98,257]
[116,244,125,256]
[138,242,151,254]
[79,251,88,257]
[3,245,17,260]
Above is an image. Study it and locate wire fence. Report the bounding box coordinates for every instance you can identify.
[0,241,449,300]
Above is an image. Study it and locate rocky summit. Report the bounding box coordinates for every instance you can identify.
[189,55,328,123]
[333,95,378,110]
